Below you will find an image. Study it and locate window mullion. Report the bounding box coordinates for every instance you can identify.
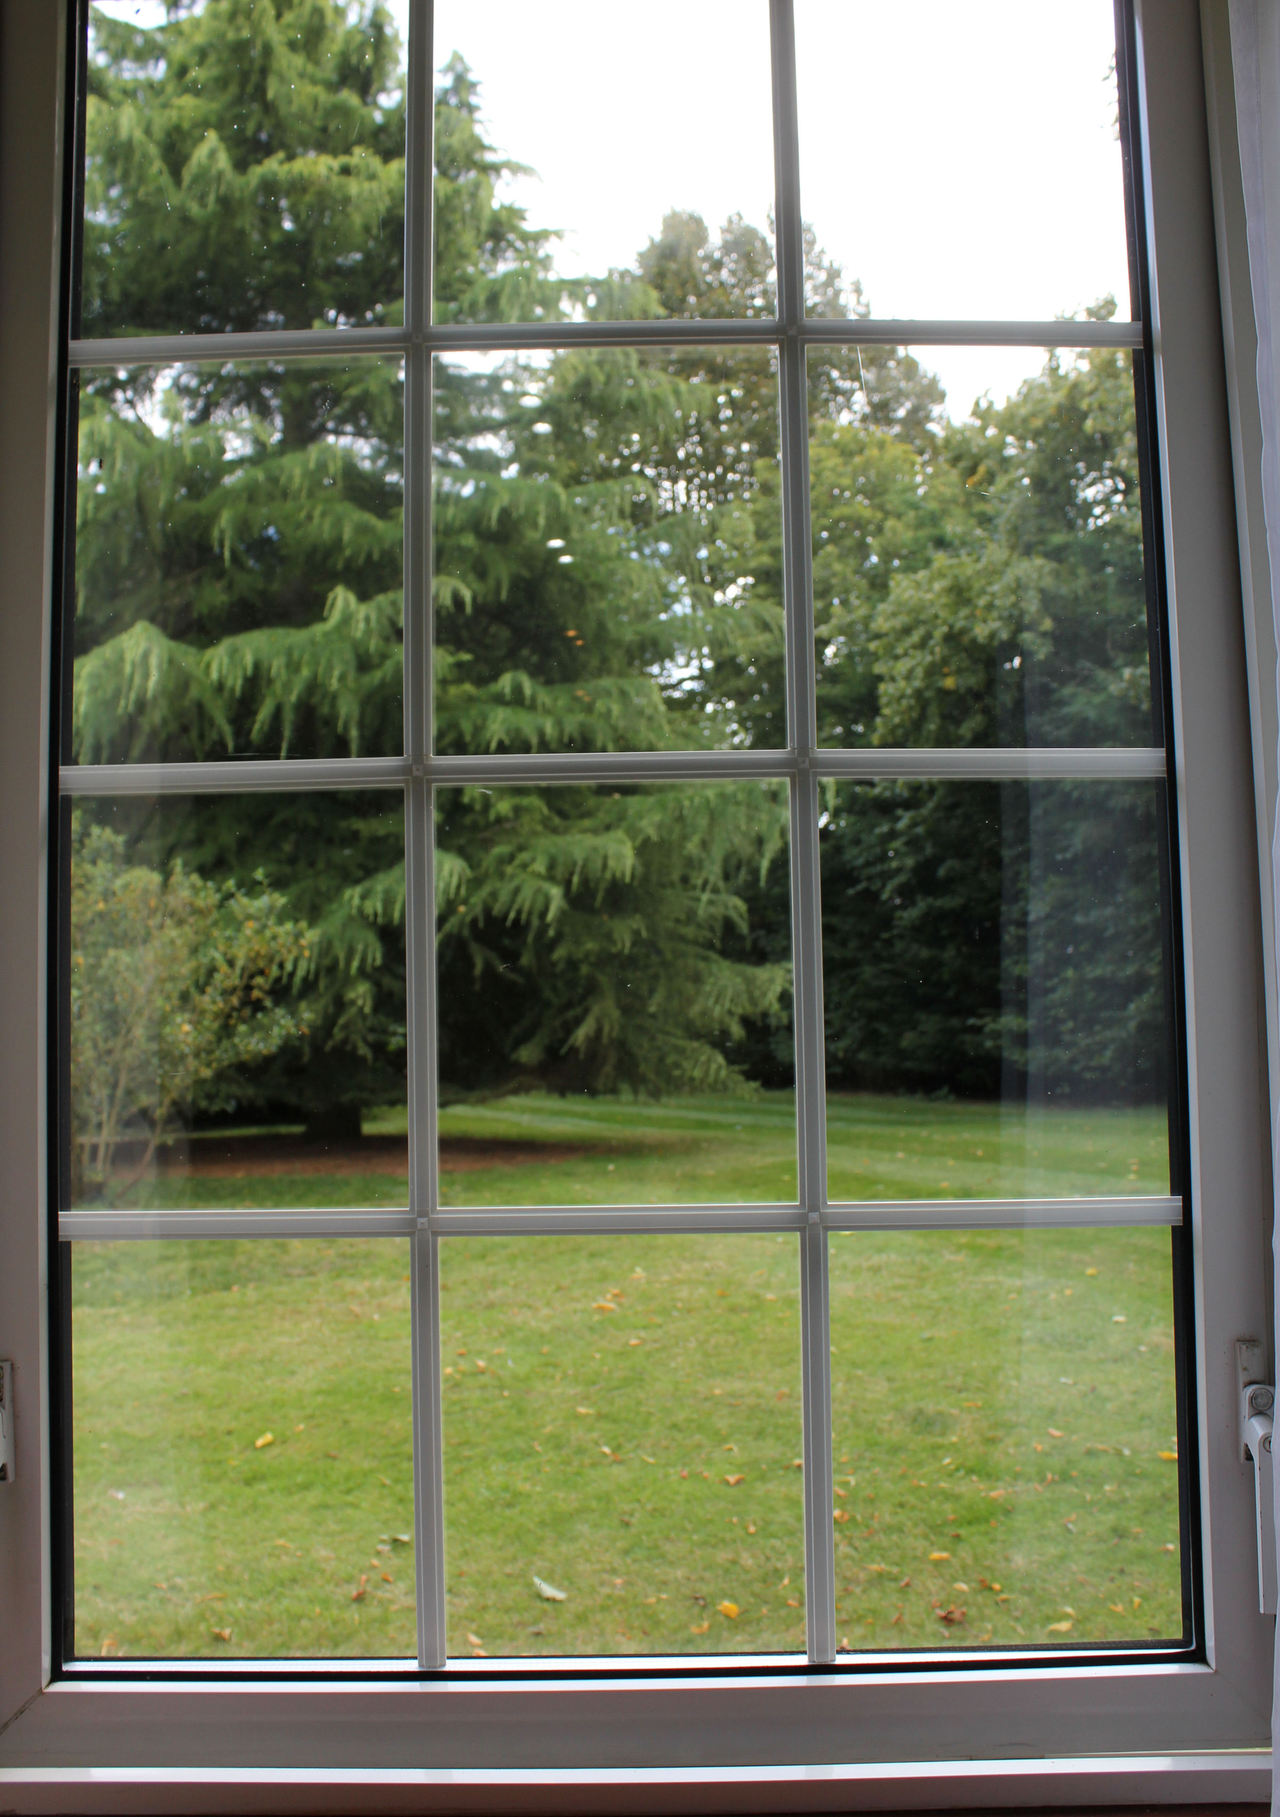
[771,0,836,1667]
[403,0,446,1673]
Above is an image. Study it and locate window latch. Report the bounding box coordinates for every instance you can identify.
[1238,1339,1275,1614]
[0,1360,13,1483]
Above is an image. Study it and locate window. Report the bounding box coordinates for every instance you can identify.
[0,0,1273,1803]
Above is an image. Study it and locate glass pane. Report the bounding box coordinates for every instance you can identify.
[821,782,1171,1201]
[82,3,406,339]
[432,1,774,324]
[72,1238,414,1659]
[441,1234,805,1657]
[433,348,784,756]
[796,1,1131,323]
[73,361,404,765]
[829,1227,1184,1651]
[434,782,796,1205]
[68,792,407,1212]
[808,346,1154,750]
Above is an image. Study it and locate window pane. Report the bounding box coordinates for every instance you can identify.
[829,1227,1184,1651]
[68,792,407,1211]
[796,1,1131,323]
[82,3,406,339]
[821,782,1172,1201]
[440,1234,805,1657]
[73,361,404,766]
[808,347,1155,750]
[71,1238,414,1659]
[434,782,796,1206]
[433,349,784,756]
[431,1,774,324]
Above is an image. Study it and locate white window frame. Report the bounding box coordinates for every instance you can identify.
[0,0,1274,1806]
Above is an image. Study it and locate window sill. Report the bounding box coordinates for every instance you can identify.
[0,1751,1270,1816]
[0,1661,1269,1788]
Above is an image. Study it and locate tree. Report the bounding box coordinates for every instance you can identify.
[75,1,1162,1118]
[74,4,793,1118]
[69,817,311,1198]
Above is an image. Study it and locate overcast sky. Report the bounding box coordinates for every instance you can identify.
[96,0,1130,416]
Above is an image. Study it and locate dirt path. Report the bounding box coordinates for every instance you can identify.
[151,1134,593,1178]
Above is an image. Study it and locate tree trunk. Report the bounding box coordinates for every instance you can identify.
[303,1102,362,1144]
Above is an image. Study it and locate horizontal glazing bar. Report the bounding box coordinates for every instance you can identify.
[60,758,411,795]
[428,749,792,784]
[432,1204,808,1236]
[69,327,406,367]
[824,1196,1183,1230]
[59,1208,414,1241]
[69,317,1145,371]
[818,748,1167,780]
[61,1195,1181,1242]
[61,748,1167,797]
[804,317,1144,348]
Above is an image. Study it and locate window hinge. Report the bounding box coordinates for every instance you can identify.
[1237,1338,1274,1614]
[0,1360,13,1482]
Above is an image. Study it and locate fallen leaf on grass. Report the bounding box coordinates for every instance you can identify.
[466,1632,484,1647]
[723,1473,745,1487]
[351,1574,369,1602]
[833,1510,850,1524]
[928,1551,951,1562]
[211,1627,232,1642]
[1047,1428,1064,1439]
[575,1407,595,1416]
[381,1573,393,1584]
[533,1575,567,1601]
[1046,1619,1074,1633]
[391,1533,411,1545]
[1157,1450,1178,1462]
[628,1338,643,1347]
[253,1432,275,1450]
[591,1302,617,1314]
[936,1606,966,1625]
[717,1601,740,1619]
[690,1621,710,1635]
[197,1593,226,1604]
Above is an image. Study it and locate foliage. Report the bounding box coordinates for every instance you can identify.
[69,818,311,1198]
[73,0,1166,1120]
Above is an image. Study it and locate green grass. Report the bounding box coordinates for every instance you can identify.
[71,1093,1182,1661]
[111,1090,1170,1212]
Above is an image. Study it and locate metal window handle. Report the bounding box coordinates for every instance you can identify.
[0,1360,12,1483]
[1240,1371,1275,1616]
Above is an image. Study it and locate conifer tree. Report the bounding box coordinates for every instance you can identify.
[75,1,791,1121]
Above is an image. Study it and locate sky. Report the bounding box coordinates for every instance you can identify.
[94,0,1130,417]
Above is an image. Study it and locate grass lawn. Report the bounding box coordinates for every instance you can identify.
[71,1092,1182,1660]
[104,1089,1171,1212]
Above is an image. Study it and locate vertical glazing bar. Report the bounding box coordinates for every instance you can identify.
[771,0,836,1665]
[403,0,446,1671]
